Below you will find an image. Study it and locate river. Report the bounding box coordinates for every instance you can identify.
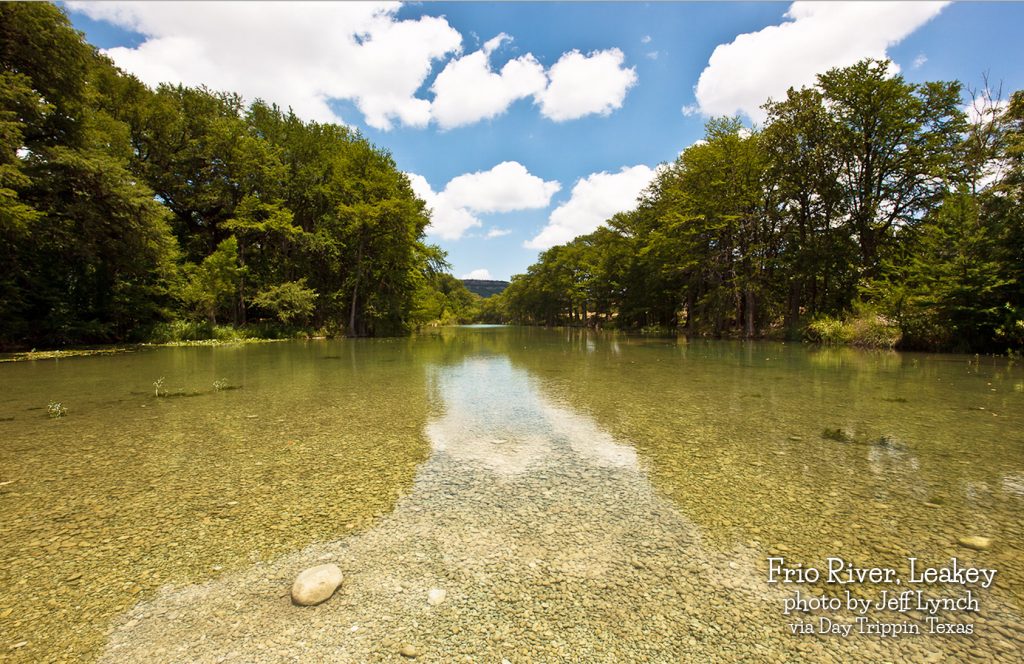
[1,326,1021,662]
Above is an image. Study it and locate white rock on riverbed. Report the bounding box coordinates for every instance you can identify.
[427,588,447,606]
[957,535,992,551]
[290,564,343,606]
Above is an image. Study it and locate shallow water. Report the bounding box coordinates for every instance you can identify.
[1,327,1021,662]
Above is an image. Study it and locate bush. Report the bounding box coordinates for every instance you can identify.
[251,279,317,325]
[146,320,216,343]
[805,307,901,349]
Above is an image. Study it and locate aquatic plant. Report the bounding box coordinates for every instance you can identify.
[47,402,67,418]
[153,377,166,397]
[822,427,906,450]
[874,435,906,450]
[821,427,853,443]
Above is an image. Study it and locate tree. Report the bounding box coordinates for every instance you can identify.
[817,59,965,275]
[181,237,243,324]
[762,86,852,334]
[252,279,317,326]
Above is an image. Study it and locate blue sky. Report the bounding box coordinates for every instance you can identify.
[65,1,1024,281]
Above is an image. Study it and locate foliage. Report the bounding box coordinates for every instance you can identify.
[180,237,243,324]
[500,58,1022,352]
[251,279,317,325]
[805,305,902,349]
[0,5,448,348]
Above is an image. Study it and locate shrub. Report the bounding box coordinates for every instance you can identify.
[805,306,901,349]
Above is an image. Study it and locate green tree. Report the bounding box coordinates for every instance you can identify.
[817,59,965,275]
[251,279,317,326]
[181,237,243,324]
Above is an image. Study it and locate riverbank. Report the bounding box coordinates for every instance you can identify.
[0,321,329,363]
[0,338,294,363]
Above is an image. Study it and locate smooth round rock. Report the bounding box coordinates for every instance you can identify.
[957,536,992,551]
[290,564,343,606]
[427,587,447,606]
[399,644,419,658]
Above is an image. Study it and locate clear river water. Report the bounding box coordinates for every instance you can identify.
[1,326,1022,662]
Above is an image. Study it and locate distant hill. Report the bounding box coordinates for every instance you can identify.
[461,279,509,298]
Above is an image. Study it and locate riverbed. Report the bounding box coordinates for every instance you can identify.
[1,327,1021,662]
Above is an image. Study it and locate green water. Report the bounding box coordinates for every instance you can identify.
[1,327,1021,662]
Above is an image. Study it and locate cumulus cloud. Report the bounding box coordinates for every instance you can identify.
[409,162,560,240]
[526,165,656,250]
[68,1,462,130]
[461,268,493,280]
[537,49,638,121]
[964,98,1009,126]
[485,228,512,239]
[69,4,641,130]
[430,34,547,129]
[444,161,560,213]
[407,173,481,241]
[691,1,949,123]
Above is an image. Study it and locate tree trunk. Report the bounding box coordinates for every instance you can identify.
[238,240,247,326]
[744,288,755,338]
[348,238,364,336]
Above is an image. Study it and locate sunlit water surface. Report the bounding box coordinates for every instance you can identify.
[1,327,1021,662]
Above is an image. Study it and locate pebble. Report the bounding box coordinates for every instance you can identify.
[290,564,343,606]
[957,536,992,551]
[427,588,447,606]
[399,643,419,658]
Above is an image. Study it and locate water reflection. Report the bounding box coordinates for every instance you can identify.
[425,357,636,475]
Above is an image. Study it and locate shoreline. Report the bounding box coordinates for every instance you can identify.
[0,337,299,363]
[2,327,1018,364]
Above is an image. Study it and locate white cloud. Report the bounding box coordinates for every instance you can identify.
[526,165,656,250]
[537,49,638,121]
[485,228,512,239]
[912,53,928,69]
[461,268,493,280]
[409,162,560,240]
[963,98,1009,126]
[645,51,659,61]
[69,4,641,130]
[641,35,652,44]
[430,35,548,129]
[407,173,481,241]
[482,33,508,54]
[444,161,560,213]
[691,1,949,123]
[68,1,462,130]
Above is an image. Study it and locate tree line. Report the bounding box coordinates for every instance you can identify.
[495,59,1024,352]
[1,3,481,348]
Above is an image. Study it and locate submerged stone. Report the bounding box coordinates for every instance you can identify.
[957,536,992,551]
[290,564,343,606]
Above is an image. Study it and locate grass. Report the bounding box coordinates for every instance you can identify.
[145,321,304,344]
[805,308,902,349]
